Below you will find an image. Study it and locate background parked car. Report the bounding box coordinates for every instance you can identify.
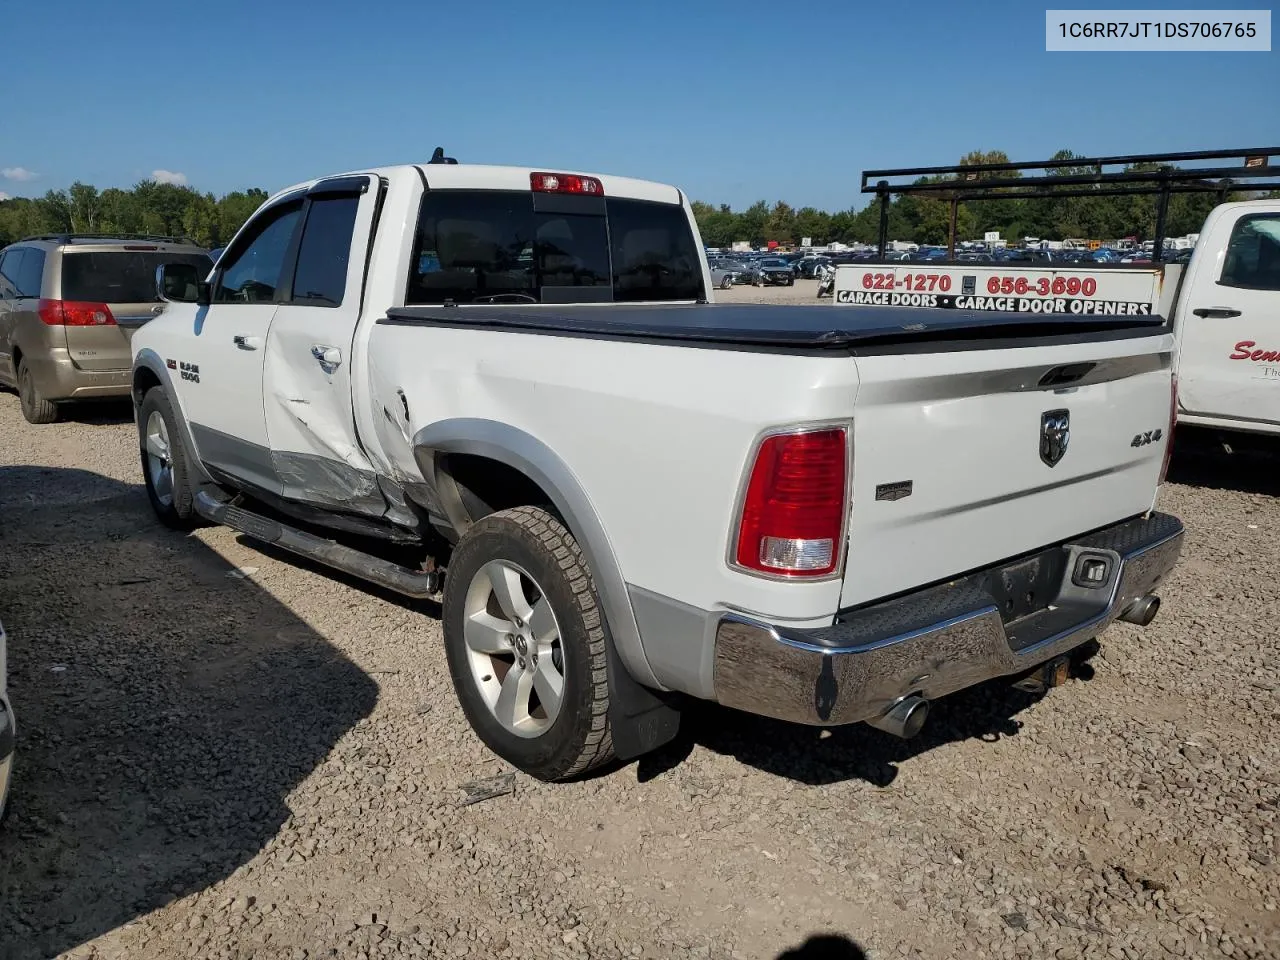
[0,234,213,423]
[711,258,754,284]
[710,262,743,289]
[748,256,796,286]
[793,255,833,278]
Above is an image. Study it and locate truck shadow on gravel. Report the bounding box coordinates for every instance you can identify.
[658,666,1089,787]
[1166,427,1280,497]
[775,934,868,959]
[0,465,378,960]
[55,399,137,426]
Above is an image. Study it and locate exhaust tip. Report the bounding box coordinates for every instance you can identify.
[866,695,930,740]
[1119,594,1161,627]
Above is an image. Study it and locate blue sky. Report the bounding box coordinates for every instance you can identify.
[0,0,1274,211]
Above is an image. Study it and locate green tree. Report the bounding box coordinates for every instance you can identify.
[0,180,268,250]
[762,201,796,243]
[737,201,769,245]
[793,207,831,245]
[217,189,268,243]
[68,182,101,232]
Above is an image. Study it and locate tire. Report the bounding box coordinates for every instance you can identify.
[138,387,199,529]
[719,274,734,290]
[17,357,58,424]
[443,505,614,781]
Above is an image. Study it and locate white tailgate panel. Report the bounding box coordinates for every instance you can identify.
[841,335,1173,609]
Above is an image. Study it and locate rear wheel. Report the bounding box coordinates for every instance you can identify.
[443,506,614,781]
[719,274,734,290]
[17,358,58,424]
[138,388,199,529]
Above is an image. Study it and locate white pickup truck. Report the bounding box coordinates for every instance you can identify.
[131,157,1184,780]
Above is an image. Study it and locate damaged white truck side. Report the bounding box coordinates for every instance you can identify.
[131,160,1184,780]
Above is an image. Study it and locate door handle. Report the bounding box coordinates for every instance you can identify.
[1192,307,1242,319]
[233,335,261,350]
[311,344,343,366]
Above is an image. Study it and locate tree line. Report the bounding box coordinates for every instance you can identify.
[0,181,269,250]
[693,149,1275,248]
[3,150,1274,254]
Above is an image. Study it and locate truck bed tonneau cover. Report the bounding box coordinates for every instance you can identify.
[382,303,1167,351]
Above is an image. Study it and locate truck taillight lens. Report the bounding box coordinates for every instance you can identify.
[37,298,116,327]
[1159,373,1177,484]
[530,172,604,196]
[734,427,848,577]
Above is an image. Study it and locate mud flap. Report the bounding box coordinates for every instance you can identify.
[604,634,681,761]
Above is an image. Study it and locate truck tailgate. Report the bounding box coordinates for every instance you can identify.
[841,331,1174,609]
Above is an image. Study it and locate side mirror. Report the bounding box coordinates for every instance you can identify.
[156,263,211,306]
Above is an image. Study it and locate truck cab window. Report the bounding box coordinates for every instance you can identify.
[1220,214,1280,291]
[406,190,704,304]
[291,195,360,307]
[606,198,703,302]
[214,201,304,304]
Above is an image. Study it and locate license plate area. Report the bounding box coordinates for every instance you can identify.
[983,550,1069,626]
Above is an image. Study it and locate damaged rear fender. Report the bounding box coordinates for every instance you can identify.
[412,418,661,691]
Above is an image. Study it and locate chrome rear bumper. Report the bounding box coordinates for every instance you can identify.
[713,512,1184,727]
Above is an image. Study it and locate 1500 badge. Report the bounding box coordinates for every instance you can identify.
[167,359,200,384]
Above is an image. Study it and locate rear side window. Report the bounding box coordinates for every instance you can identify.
[290,195,360,306]
[406,190,704,305]
[0,251,19,297]
[608,198,703,302]
[62,251,211,303]
[2,248,46,297]
[1220,214,1280,291]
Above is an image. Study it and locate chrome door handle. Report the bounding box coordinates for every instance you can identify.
[233,335,261,350]
[311,344,342,366]
[1192,307,1242,319]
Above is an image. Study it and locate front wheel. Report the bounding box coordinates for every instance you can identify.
[443,506,614,781]
[720,274,734,290]
[138,388,199,529]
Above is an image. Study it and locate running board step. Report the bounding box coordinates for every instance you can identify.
[194,491,442,599]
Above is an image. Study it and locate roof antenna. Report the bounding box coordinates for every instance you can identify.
[429,146,457,165]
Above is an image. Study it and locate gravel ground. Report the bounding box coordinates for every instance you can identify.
[1,285,1277,960]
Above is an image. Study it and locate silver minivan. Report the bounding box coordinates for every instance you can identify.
[0,235,212,423]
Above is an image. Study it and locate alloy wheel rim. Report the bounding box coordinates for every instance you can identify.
[462,559,565,738]
[144,410,174,507]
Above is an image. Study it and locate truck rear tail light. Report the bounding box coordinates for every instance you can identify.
[733,427,848,578]
[530,172,604,196]
[37,299,116,327]
[1159,373,1178,484]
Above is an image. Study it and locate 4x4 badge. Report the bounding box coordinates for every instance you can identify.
[1040,409,1070,467]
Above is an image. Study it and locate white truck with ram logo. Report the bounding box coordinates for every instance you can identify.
[130,151,1184,781]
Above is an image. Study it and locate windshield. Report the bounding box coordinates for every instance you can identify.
[406,191,704,305]
[61,251,212,303]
